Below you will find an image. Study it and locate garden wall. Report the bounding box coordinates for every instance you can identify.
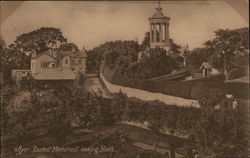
[102,65,249,100]
[100,73,199,107]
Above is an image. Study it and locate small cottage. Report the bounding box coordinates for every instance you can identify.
[200,62,212,77]
[200,62,220,78]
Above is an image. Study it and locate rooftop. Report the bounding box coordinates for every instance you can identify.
[32,68,77,80]
[200,62,212,70]
[32,49,87,59]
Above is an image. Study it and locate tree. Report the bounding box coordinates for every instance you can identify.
[58,43,79,52]
[187,27,249,70]
[123,49,179,79]
[194,88,248,157]
[87,40,139,73]
[86,49,102,73]
[169,38,181,54]
[0,36,6,51]
[139,32,150,51]
[186,47,213,68]
[93,130,133,158]
[14,27,67,55]
[1,27,68,82]
[198,88,226,109]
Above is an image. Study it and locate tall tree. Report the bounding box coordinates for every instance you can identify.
[14,27,67,55]
[186,27,249,70]
[169,38,181,54]
[58,43,79,52]
[139,32,150,51]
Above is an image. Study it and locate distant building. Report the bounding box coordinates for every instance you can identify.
[12,48,87,87]
[31,49,87,75]
[200,62,212,77]
[200,62,220,77]
[31,49,87,87]
[149,2,170,50]
[137,2,175,62]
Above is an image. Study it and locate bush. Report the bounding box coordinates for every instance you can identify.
[198,88,226,109]
[122,48,179,80]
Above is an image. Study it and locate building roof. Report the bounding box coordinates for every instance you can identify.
[32,49,87,59]
[200,62,212,70]
[33,68,76,80]
[31,51,57,59]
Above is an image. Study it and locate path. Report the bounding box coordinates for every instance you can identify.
[84,76,110,98]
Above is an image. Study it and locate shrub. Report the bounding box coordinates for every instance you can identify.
[198,88,226,109]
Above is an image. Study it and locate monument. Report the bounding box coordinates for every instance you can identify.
[149,2,170,50]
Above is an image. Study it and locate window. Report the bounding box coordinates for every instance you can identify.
[32,63,34,69]
[71,60,74,65]
[65,59,68,64]
[79,59,81,64]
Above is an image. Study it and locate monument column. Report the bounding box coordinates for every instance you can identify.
[162,23,166,42]
[165,23,169,42]
[153,23,157,42]
[149,2,170,48]
[159,23,163,42]
[150,23,153,43]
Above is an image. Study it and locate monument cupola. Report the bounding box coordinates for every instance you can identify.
[149,2,170,49]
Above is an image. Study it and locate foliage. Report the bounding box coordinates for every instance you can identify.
[93,130,133,157]
[186,47,213,68]
[86,40,139,73]
[58,43,79,52]
[14,27,67,55]
[1,81,248,157]
[86,49,102,73]
[193,88,248,157]
[47,108,72,145]
[1,27,69,83]
[198,88,226,109]
[122,47,179,79]
[139,32,150,51]
[110,92,248,157]
[169,38,181,54]
[194,108,248,157]
[186,27,249,70]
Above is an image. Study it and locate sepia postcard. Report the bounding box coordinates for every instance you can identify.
[0,0,249,158]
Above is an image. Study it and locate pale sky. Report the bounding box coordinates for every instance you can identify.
[0,1,248,50]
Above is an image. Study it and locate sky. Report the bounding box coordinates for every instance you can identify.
[0,1,248,50]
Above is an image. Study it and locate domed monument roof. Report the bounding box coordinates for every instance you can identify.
[149,1,170,20]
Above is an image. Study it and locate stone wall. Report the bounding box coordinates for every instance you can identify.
[100,72,199,108]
